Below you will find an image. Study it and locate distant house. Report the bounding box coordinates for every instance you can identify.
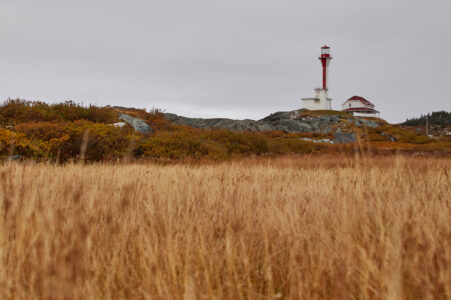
[342,96,380,117]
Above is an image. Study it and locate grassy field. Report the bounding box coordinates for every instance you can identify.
[0,156,450,299]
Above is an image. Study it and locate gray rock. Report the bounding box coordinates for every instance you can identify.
[381,132,396,142]
[320,127,332,133]
[334,133,357,144]
[360,119,379,128]
[119,114,153,134]
[167,114,270,132]
[6,155,21,161]
[270,119,313,132]
[354,119,363,126]
[112,122,127,128]
[259,111,296,123]
[163,113,179,122]
[318,115,340,123]
[299,138,334,144]
[163,110,377,134]
[318,138,333,143]
[354,118,379,128]
[299,137,314,142]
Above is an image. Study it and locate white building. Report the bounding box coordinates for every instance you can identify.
[342,96,380,117]
[302,88,331,110]
[302,45,333,110]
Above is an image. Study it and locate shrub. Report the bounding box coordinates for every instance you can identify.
[0,99,118,124]
[378,126,433,144]
[206,130,269,156]
[138,131,208,160]
[14,121,140,162]
[0,129,40,158]
[137,129,316,160]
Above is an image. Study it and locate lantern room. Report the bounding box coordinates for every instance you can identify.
[320,45,331,57]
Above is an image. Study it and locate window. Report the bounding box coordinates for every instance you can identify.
[349,103,351,107]
[321,48,330,55]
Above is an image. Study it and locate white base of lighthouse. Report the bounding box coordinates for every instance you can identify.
[301,88,331,110]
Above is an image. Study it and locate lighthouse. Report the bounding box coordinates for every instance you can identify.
[301,45,333,110]
[320,45,332,90]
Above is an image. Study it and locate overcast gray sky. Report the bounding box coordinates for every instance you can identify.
[1,0,450,123]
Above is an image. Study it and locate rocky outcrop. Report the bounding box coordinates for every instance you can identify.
[353,118,379,128]
[164,113,272,131]
[300,137,334,144]
[164,110,379,133]
[261,112,343,133]
[119,114,153,134]
[334,133,357,144]
[112,122,127,128]
[6,155,21,161]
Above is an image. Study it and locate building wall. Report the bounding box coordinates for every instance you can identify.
[302,89,331,110]
[342,100,373,110]
[302,98,332,110]
[353,112,380,117]
[302,99,321,110]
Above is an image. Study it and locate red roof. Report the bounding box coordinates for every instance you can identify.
[321,45,330,49]
[344,96,375,107]
[343,107,379,112]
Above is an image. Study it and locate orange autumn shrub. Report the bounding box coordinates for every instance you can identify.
[137,128,315,160]
[0,99,118,124]
[14,121,140,162]
[0,129,40,158]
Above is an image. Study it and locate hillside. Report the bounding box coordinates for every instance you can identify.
[401,111,451,138]
[165,109,380,132]
[402,111,451,127]
[1,99,450,162]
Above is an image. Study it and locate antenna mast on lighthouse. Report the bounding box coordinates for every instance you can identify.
[319,45,332,90]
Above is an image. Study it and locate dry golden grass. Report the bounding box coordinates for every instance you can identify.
[0,156,450,299]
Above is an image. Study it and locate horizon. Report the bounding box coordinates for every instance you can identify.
[1,97,449,124]
[1,0,450,123]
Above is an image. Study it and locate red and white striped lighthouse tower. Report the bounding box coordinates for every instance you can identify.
[301,45,333,110]
[319,45,332,90]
